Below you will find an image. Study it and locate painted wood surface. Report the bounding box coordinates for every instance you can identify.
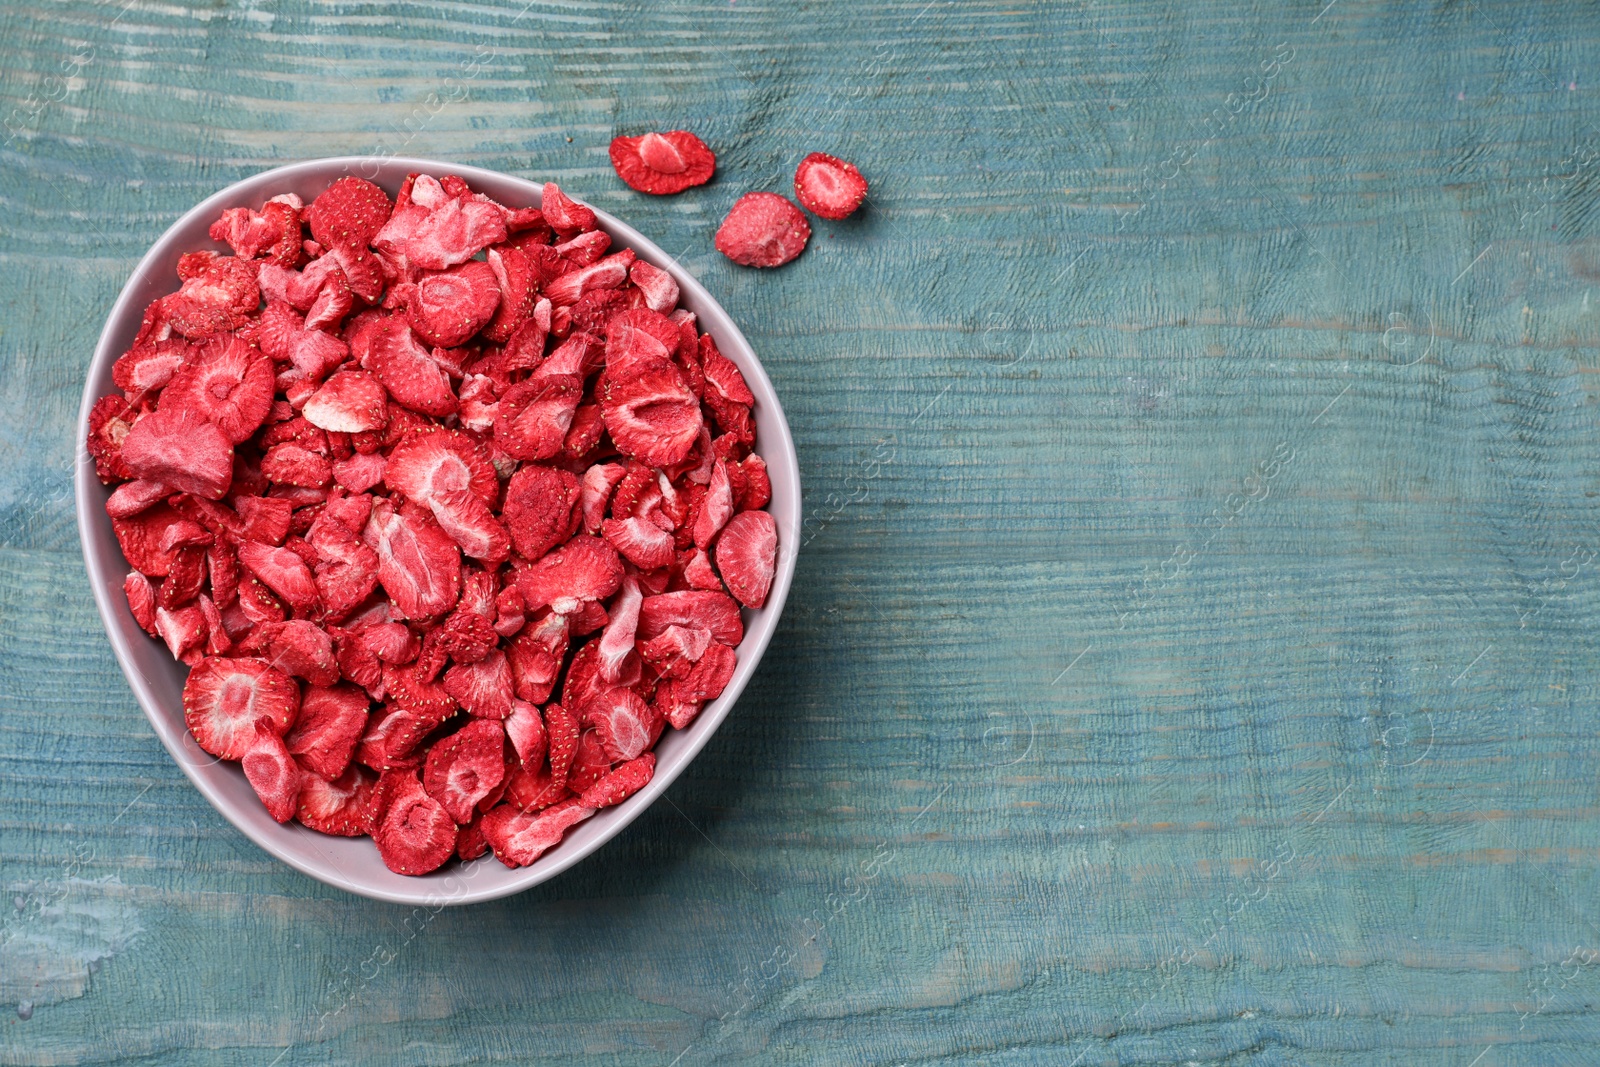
[4,0,1600,1062]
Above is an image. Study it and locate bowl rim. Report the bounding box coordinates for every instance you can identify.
[74,155,801,905]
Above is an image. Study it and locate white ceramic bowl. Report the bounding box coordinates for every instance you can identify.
[74,157,800,905]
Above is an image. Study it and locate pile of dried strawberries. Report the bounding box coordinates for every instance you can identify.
[87,172,778,875]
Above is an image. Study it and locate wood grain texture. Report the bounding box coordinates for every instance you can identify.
[4,0,1600,1062]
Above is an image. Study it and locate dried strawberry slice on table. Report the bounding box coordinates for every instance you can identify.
[609,131,716,195]
[182,656,300,761]
[793,151,868,220]
[714,192,810,268]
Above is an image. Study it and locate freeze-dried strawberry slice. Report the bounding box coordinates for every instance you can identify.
[629,259,680,313]
[158,547,206,608]
[581,686,659,763]
[238,540,321,614]
[296,764,379,836]
[505,609,569,704]
[734,454,770,510]
[424,719,507,824]
[579,462,626,533]
[505,699,547,767]
[692,460,734,549]
[111,502,182,576]
[555,230,611,266]
[599,362,701,468]
[113,334,195,399]
[597,575,642,684]
[258,301,350,385]
[363,499,461,619]
[638,589,744,645]
[246,619,339,686]
[182,656,299,760]
[542,250,634,307]
[609,131,716,195]
[302,370,387,433]
[714,192,810,268]
[375,772,458,874]
[375,176,508,272]
[517,534,623,614]
[482,245,536,344]
[578,752,656,808]
[543,702,580,787]
[602,516,675,571]
[87,395,140,483]
[442,648,514,719]
[639,623,714,678]
[307,176,393,250]
[407,260,501,347]
[501,465,581,562]
[155,603,207,662]
[567,729,612,794]
[794,151,868,220]
[481,797,595,868]
[715,509,777,608]
[568,599,610,637]
[495,375,582,461]
[307,515,379,620]
[120,407,235,500]
[210,195,302,264]
[605,308,680,379]
[106,479,170,519]
[385,428,497,507]
[334,620,418,694]
[456,816,489,860]
[680,641,737,702]
[363,319,457,418]
[503,300,553,374]
[242,720,303,823]
[504,759,569,812]
[540,182,595,238]
[682,546,724,592]
[701,337,755,406]
[261,443,332,489]
[285,683,370,779]
[125,570,159,634]
[163,255,261,338]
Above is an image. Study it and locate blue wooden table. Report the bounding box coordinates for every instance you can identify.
[5,0,1600,1062]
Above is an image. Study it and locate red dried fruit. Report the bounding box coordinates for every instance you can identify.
[517,534,624,615]
[363,319,458,418]
[638,589,744,646]
[363,499,461,619]
[602,516,676,571]
[692,460,735,549]
[609,131,716,195]
[540,182,596,238]
[596,575,642,684]
[629,259,680,313]
[566,729,612,794]
[441,648,514,719]
[307,177,393,250]
[505,699,547,767]
[182,656,300,761]
[375,772,458,874]
[581,687,660,763]
[120,407,235,500]
[505,610,569,704]
[87,395,139,483]
[496,375,583,461]
[715,509,778,608]
[714,192,810,268]
[237,541,321,614]
[578,752,656,808]
[163,256,261,338]
[302,370,388,433]
[543,702,580,787]
[242,721,303,823]
[481,797,595,867]
[598,362,702,468]
[285,683,370,780]
[297,765,379,836]
[408,260,501,347]
[423,718,507,824]
[793,151,868,220]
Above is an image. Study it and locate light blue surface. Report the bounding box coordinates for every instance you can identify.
[4,0,1600,1063]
